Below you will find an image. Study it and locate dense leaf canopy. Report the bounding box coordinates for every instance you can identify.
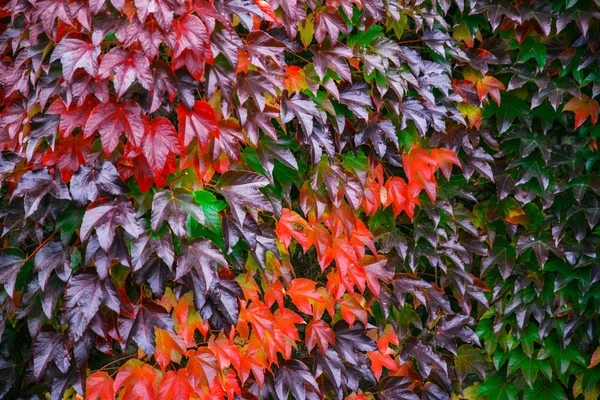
[0,0,599,399]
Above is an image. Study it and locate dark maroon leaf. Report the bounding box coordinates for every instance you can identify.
[312,42,353,81]
[33,241,71,290]
[80,196,142,252]
[333,321,377,367]
[275,360,319,400]
[176,239,227,287]
[339,81,373,121]
[314,6,349,45]
[256,138,299,181]
[151,188,205,237]
[32,330,71,380]
[281,92,321,136]
[355,116,397,158]
[11,169,71,217]
[0,250,25,298]
[434,314,480,355]
[400,337,448,378]
[216,170,274,224]
[378,376,420,400]
[63,272,120,340]
[118,302,174,355]
[245,31,287,70]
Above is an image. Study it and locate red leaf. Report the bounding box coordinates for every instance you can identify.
[41,135,91,183]
[186,348,221,390]
[114,359,159,400]
[431,148,461,180]
[98,47,153,98]
[142,117,182,176]
[563,94,599,129]
[275,208,312,249]
[338,293,369,327]
[154,328,186,371]
[47,98,97,138]
[305,319,336,353]
[84,100,144,154]
[86,371,115,400]
[158,370,195,400]
[177,101,218,151]
[476,76,505,105]
[287,278,324,315]
[367,348,398,380]
[50,38,100,82]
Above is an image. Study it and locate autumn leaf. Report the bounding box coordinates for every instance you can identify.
[306,319,336,354]
[563,94,599,129]
[86,371,115,400]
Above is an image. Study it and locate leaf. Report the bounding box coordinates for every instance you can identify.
[70,160,127,208]
[287,278,323,315]
[86,371,115,400]
[177,101,218,151]
[84,100,145,154]
[476,375,518,400]
[119,302,174,355]
[339,81,373,120]
[0,250,25,298]
[399,337,448,378]
[245,31,287,71]
[80,196,142,252]
[114,359,159,400]
[50,38,100,81]
[152,188,205,237]
[98,47,153,98]
[314,6,349,45]
[333,321,377,367]
[142,117,182,176]
[64,272,120,340]
[158,370,195,400]
[523,380,567,400]
[306,319,336,354]
[32,330,71,380]
[256,137,299,182]
[516,37,547,68]
[378,376,420,400]
[34,241,71,290]
[312,42,353,81]
[11,168,71,217]
[281,92,321,135]
[216,170,274,224]
[176,239,227,286]
[563,94,599,130]
[275,360,320,400]
[477,76,505,105]
[454,345,487,383]
[153,328,185,371]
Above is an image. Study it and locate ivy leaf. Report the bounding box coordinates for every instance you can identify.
[314,6,349,45]
[176,239,227,286]
[119,302,174,355]
[50,38,100,81]
[378,377,420,400]
[355,116,397,159]
[80,196,143,252]
[454,345,487,383]
[63,272,120,340]
[275,360,319,400]
[151,188,205,237]
[281,92,321,135]
[312,42,353,81]
[333,321,377,367]
[245,31,287,71]
[400,337,448,378]
[11,169,71,217]
[158,370,195,400]
[434,314,480,355]
[114,359,159,400]
[477,375,518,400]
[142,117,182,176]
[339,81,373,120]
[84,100,145,154]
[70,160,128,207]
[0,249,25,298]
[32,330,71,380]
[177,101,218,152]
[516,37,546,68]
[33,241,71,290]
[522,378,566,400]
[86,371,115,400]
[98,47,153,98]
[305,319,336,354]
[216,170,273,224]
[563,94,599,130]
[256,137,299,182]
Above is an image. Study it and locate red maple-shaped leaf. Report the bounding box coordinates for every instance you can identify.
[186,348,222,390]
[50,38,100,82]
[114,359,159,400]
[383,177,408,217]
[563,94,600,129]
[98,47,153,98]
[47,98,97,138]
[177,101,218,151]
[367,348,398,380]
[41,135,91,183]
[305,319,336,353]
[168,14,213,80]
[86,371,115,400]
[275,208,312,249]
[158,370,195,400]
[84,100,145,154]
[338,293,369,327]
[142,117,182,176]
[431,148,461,180]
[287,278,324,315]
[283,66,308,92]
[154,328,186,371]
[476,76,506,105]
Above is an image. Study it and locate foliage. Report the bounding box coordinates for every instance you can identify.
[0,0,600,399]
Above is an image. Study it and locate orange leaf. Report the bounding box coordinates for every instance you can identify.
[240,301,275,340]
[383,177,408,217]
[376,324,399,352]
[187,348,221,391]
[158,370,195,400]
[274,307,304,341]
[179,309,209,347]
[457,102,482,130]
[287,278,324,315]
[476,76,505,105]
[209,333,241,370]
[275,208,312,249]
[431,148,461,180]
[86,371,114,400]
[563,94,599,129]
[590,346,600,368]
[338,293,369,327]
[154,328,186,370]
[283,65,308,92]
[114,359,159,400]
[367,348,398,380]
[306,319,336,353]
[237,335,269,386]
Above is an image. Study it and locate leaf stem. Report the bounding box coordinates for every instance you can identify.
[25,230,59,262]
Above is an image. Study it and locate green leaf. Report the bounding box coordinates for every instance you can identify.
[523,380,566,400]
[476,375,518,400]
[517,37,547,68]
